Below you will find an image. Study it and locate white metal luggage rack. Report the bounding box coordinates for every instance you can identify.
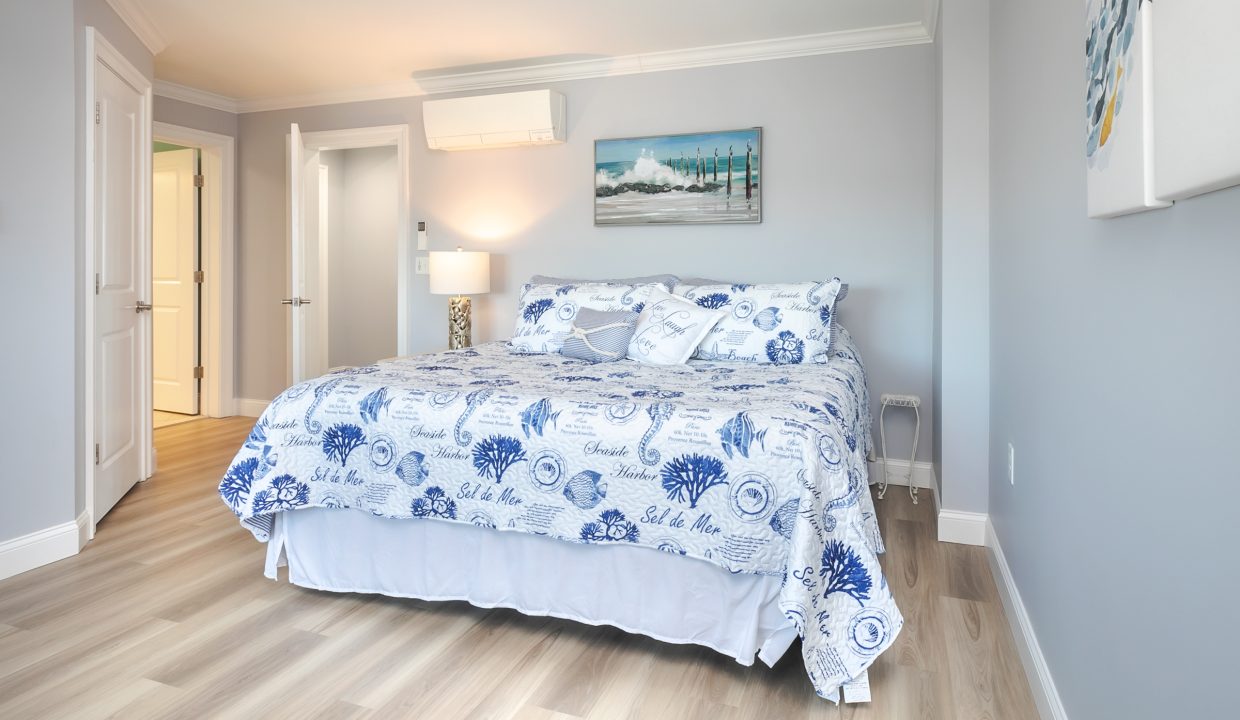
[878,393,921,504]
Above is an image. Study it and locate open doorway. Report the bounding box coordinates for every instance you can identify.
[288,125,411,384]
[152,142,201,428]
[317,146,399,370]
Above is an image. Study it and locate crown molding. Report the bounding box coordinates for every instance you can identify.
[157,20,932,115]
[104,0,167,55]
[924,0,942,41]
[154,80,241,113]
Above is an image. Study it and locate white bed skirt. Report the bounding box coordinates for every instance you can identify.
[267,509,798,667]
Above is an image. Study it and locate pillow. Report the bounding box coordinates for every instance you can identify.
[626,288,726,365]
[676,279,844,364]
[676,277,850,301]
[530,274,677,291]
[511,282,655,353]
[560,308,639,363]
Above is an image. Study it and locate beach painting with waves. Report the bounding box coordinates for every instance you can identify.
[595,128,761,225]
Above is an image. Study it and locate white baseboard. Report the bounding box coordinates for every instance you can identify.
[937,508,987,545]
[867,458,936,488]
[76,510,90,550]
[235,398,269,418]
[0,511,89,581]
[986,520,1069,720]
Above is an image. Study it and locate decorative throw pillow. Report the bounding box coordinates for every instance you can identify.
[560,308,640,363]
[675,277,850,301]
[511,282,655,353]
[675,279,845,364]
[530,274,678,291]
[626,287,726,365]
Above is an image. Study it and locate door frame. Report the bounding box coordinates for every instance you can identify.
[82,27,153,539]
[286,124,411,384]
[153,121,237,420]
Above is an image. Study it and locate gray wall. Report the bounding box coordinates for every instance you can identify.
[322,147,400,368]
[989,2,1238,718]
[154,96,239,139]
[0,0,78,541]
[236,46,938,459]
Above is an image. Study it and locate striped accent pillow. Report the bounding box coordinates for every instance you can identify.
[560,308,640,363]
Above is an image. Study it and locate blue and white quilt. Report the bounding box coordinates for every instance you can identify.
[219,327,902,699]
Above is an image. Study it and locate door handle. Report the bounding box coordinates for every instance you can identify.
[125,301,153,313]
[281,297,313,307]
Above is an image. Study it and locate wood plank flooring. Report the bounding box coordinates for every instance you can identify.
[0,418,1038,719]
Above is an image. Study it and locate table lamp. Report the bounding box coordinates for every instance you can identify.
[429,248,490,349]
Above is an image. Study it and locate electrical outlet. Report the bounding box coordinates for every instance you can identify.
[415,256,429,275]
[1008,443,1015,485]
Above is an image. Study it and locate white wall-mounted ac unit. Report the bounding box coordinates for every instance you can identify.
[422,89,566,151]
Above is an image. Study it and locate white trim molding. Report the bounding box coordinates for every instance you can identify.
[104,0,167,55]
[937,508,988,545]
[986,520,1070,720]
[153,122,237,418]
[236,398,270,418]
[154,80,241,114]
[0,512,89,581]
[154,21,933,114]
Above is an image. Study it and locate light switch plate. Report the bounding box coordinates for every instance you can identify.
[415,256,429,275]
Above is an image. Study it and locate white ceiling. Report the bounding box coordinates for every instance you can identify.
[120,0,935,109]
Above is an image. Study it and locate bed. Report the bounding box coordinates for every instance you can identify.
[220,326,902,702]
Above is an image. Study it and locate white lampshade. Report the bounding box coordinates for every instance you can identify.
[429,249,490,295]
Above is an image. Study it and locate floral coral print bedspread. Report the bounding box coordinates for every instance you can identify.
[219,327,902,699]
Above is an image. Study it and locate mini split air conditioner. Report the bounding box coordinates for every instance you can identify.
[422,89,566,151]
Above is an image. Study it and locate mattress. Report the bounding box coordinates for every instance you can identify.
[220,327,901,699]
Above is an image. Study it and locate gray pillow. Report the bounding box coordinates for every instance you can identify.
[530,274,678,290]
[560,308,639,363]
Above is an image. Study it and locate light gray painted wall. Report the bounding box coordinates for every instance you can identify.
[154,96,239,139]
[236,46,938,460]
[73,0,154,519]
[990,2,1239,718]
[934,0,990,514]
[322,147,399,368]
[0,0,78,542]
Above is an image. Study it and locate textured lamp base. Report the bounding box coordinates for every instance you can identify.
[448,295,472,349]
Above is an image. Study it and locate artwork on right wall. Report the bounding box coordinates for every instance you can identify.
[1085,0,1168,218]
[1152,1,1240,202]
[1086,0,1240,219]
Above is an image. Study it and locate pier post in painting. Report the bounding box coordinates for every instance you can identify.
[695,147,701,184]
[745,141,753,201]
[727,145,733,196]
[713,148,719,182]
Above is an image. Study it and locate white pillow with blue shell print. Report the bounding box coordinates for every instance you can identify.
[676,278,845,364]
[511,281,657,353]
[626,287,727,365]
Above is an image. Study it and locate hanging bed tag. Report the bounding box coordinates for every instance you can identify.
[842,670,871,704]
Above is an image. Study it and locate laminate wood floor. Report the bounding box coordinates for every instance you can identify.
[0,418,1038,719]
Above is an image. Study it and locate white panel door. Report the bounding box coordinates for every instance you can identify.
[288,124,324,382]
[94,59,147,522]
[152,148,198,414]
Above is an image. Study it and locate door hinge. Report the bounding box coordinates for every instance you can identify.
[94,101,100,125]
[193,174,205,188]
[94,273,100,295]
[94,444,100,465]
[193,366,205,380]
[193,270,205,284]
